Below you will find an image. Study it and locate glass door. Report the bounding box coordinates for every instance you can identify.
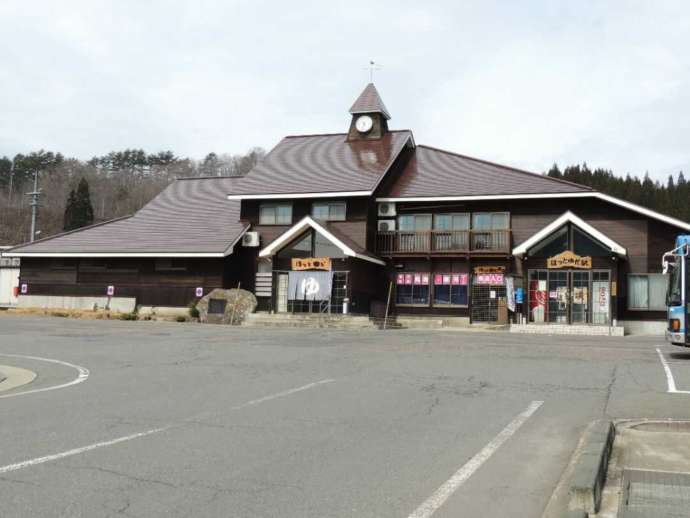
[548,271,569,323]
[571,271,590,324]
[591,271,611,324]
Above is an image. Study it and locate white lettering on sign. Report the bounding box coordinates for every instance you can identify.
[301,277,321,297]
[477,273,504,285]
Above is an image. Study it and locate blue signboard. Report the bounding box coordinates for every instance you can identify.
[515,287,524,304]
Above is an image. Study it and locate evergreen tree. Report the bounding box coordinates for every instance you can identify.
[63,189,77,231]
[64,178,94,231]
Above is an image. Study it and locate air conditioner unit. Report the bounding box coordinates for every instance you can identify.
[378,219,396,232]
[242,231,260,247]
[378,202,396,217]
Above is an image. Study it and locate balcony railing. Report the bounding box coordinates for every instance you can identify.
[376,229,511,255]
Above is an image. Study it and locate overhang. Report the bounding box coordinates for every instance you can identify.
[258,216,385,266]
[512,211,627,256]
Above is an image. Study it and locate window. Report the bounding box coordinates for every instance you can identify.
[472,212,509,230]
[312,202,346,221]
[398,214,432,231]
[259,203,292,225]
[155,258,187,271]
[433,214,469,250]
[396,272,430,305]
[472,212,509,250]
[434,213,470,231]
[433,273,469,306]
[628,274,667,310]
[314,232,345,258]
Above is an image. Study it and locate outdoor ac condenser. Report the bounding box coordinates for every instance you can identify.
[242,232,260,247]
[378,220,396,232]
[378,202,396,217]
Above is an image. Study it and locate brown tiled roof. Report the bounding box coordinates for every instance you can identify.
[8,177,248,256]
[380,145,594,198]
[349,83,391,119]
[320,220,382,263]
[229,130,412,197]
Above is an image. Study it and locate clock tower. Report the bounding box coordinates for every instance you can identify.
[347,83,391,141]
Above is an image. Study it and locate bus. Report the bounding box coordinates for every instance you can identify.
[663,235,690,346]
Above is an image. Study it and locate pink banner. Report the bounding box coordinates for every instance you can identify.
[421,274,429,285]
[404,274,413,285]
[434,274,443,285]
[476,273,504,285]
[396,273,405,285]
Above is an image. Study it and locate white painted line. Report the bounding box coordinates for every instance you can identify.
[0,378,334,474]
[407,400,544,518]
[0,353,89,399]
[229,378,335,410]
[656,347,690,394]
[0,427,168,474]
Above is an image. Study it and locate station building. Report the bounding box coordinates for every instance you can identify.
[5,84,688,331]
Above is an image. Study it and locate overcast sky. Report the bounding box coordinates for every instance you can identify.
[1,1,689,180]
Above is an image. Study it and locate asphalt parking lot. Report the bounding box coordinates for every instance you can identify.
[0,316,689,518]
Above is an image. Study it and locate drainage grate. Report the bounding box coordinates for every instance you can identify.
[620,469,690,518]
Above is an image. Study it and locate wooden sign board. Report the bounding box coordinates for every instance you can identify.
[547,250,592,269]
[292,257,331,271]
[473,266,506,274]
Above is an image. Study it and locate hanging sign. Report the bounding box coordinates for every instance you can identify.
[473,266,506,275]
[288,271,333,300]
[195,287,204,297]
[547,250,592,269]
[292,257,331,271]
[106,285,115,296]
[20,283,28,294]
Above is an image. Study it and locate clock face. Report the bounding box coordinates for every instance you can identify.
[355,115,373,133]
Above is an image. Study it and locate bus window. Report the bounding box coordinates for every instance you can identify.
[667,262,682,307]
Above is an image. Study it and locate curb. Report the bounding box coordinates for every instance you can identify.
[568,420,615,514]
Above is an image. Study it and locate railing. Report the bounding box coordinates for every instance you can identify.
[376,230,511,255]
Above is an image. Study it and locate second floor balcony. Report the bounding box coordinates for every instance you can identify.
[376,229,511,255]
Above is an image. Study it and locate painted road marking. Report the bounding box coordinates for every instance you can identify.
[0,378,334,474]
[0,353,89,399]
[229,378,334,410]
[0,427,167,474]
[656,347,690,394]
[407,400,544,518]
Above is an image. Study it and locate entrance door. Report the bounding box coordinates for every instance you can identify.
[276,273,288,313]
[571,271,590,324]
[529,269,611,325]
[548,271,569,324]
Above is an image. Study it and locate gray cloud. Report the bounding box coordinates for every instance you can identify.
[1,0,688,180]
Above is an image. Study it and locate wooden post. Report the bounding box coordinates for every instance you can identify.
[230,281,240,325]
[383,280,393,330]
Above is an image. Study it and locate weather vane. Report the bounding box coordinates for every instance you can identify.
[365,60,382,82]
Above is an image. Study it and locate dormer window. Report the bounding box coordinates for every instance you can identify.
[312,202,346,221]
[259,203,292,225]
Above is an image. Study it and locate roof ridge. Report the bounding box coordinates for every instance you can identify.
[7,215,134,252]
[284,129,412,139]
[174,174,246,181]
[416,144,595,192]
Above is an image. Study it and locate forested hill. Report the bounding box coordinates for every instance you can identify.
[547,164,690,223]
[0,148,265,246]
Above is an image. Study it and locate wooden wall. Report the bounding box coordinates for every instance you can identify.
[19,256,244,307]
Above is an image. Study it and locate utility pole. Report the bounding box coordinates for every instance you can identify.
[25,170,42,242]
[8,160,14,204]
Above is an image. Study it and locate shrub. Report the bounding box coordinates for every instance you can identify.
[120,312,138,321]
[175,315,187,323]
[188,301,200,319]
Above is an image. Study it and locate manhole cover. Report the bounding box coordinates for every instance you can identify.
[620,469,690,518]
